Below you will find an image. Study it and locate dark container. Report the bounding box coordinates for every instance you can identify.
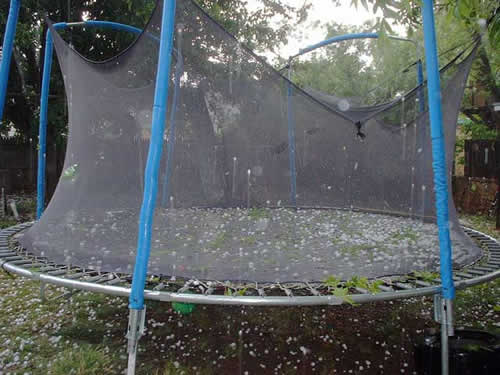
[414,329,500,375]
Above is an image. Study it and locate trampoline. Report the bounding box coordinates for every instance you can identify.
[0,0,499,374]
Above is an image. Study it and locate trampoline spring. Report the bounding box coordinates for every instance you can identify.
[178,282,192,293]
[47,269,68,276]
[354,287,369,294]
[9,259,32,266]
[104,277,122,286]
[466,269,487,276]
[394,282,413,290]
[414,280,432,287]
[305,282,320,296]
[473,265,497,272]
[278,283,293,297]
[153,282,166,291]
[376,284,394,292]
[39,265,58,272]
[64,271,91,280]
[83,274,105,283]
[454,272,474,279]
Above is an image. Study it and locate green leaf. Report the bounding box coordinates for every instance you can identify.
[457,0,472,20]
[332,287,355,305]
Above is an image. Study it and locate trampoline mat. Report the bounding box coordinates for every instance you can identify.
[20,207,481,282]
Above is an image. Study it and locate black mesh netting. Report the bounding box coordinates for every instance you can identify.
[20,0,481,282]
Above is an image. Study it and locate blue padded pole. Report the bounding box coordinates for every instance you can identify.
[129,0,176,311]
[161,26,183,207]
[36,29,55,220]
[127,3,176,372]
[82,20,142,35]
[0,0,21,124]
[422,0,454,301]
[294,32,378,58]
[287,64,297,207]
[422,4,455,373]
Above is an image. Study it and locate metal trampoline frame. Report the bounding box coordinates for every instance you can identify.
[2,222,500,306]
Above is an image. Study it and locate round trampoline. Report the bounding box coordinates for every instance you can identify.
[1,0,499,374]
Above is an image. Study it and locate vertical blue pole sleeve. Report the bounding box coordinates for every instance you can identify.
[287,78,297,207]
[129,0,177,310]
[36,30,54,220]
[0,0,21,123]
[417,60,425,112]
[421,0,455,300]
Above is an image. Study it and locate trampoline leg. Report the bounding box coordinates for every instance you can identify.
[40,282,46,302]
[126,307,146,375]
[434,295,454,375]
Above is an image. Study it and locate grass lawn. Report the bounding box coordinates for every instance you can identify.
[0,213,498,374]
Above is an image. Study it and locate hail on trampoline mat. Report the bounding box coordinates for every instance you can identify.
[26,207,475,281]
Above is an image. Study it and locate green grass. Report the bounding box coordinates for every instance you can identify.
[247,207,271,220]
[47,345,118,375]
[460,214,500,240]
[0,217,18,229]
[209,231,227,250]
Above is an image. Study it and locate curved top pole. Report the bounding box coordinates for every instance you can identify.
[290,33,420,60]
[287,31,423,96]
[292,32,379,59]
[0,0,21,124]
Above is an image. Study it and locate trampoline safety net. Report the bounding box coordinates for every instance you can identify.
[20,0,481,283]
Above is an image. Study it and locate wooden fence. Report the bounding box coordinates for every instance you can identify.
[0,136,65,197]
[464,140,499,179]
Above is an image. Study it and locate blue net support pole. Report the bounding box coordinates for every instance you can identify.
[287,62,297,207]
[161,25,183,207]
[127,1,177,374]
[81,20,142,35]
[36,29,56,220]
[0,0,21,124]
[422,0,455,304]
[422,1,454,374]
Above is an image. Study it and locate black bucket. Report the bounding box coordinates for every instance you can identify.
[415,329,500,375]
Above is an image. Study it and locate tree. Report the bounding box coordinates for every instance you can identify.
[355,0,499,227]
[348,0,499,128]
[289,20,422,105]
[0,0,312,141]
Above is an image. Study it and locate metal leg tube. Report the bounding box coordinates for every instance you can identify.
[40,281,46,302]
[434,295,454,375]
[126,307,146,375]
[37,30,55,219]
